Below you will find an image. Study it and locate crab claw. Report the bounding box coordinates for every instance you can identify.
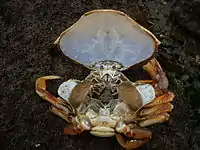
[116,120,152,139]
[116,120,151,149]
[116,134,150,150]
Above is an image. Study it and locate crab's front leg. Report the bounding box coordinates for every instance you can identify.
[36,76,91,135]
[36,76,76,121]
[36,76,63,105]
[137,58,169,95]
[36,76,72,109]
[116,120,152,150]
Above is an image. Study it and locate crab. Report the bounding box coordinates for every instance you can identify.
[35,10,174,149]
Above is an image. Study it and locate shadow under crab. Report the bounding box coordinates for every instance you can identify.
[35,9,174,150]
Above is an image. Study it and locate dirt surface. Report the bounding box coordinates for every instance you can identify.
[1,0,200,150]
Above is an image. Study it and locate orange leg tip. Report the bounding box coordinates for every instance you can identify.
[64,127,77,135]
[168,91,175,99]
[64,124,84,135]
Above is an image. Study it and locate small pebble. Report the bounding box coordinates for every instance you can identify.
[35,144,40,147]
[160,34,164,38]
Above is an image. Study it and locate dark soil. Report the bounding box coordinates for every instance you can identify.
[1,0,200,150]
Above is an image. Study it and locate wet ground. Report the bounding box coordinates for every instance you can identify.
[1,0,200,149]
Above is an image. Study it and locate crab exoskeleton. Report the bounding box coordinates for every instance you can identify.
[35,10,174,150]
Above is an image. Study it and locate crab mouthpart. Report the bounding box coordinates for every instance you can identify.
[90,126,115,137]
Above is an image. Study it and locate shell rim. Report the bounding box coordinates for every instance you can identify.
[54,9,161,71]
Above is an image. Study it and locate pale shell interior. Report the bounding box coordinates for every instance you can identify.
[58,80,78,100]
[58,10,157,68]
[136,84,155,105]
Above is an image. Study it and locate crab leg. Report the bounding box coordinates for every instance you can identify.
[144,91,174,108]
[139,58,169,95]
[139,103,174,117]
[51,105,74,122]
[116,121,152,139]
[36,76,63,105]
[116,134,149,150]
[138,113,170,127]
[116,120,152,149]
[36,76,75,122]
[137,91,174,127]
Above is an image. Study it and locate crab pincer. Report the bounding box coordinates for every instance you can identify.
[116,120,152,149]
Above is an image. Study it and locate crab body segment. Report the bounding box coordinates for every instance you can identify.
[36,10,174,149]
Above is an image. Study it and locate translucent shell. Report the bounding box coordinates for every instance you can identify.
[55,9,160,69]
